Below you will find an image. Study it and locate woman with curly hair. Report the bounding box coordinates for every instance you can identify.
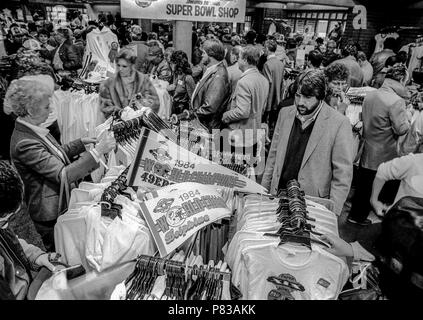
[324,62,350,115]
[167,50,196,114]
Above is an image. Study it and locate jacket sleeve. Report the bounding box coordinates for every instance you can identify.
[140,76,160,113]
[262,63,273,110]
[376,153,415,181]
[99,80,119,118]
[185,75,196,101]
[62,139,87,160]
[14,138,99,185]
[261,109,285,192]
[389,98,411,136]
[330,117,354,215]
[63,44,82,70]
[222,79,251,124]
[196,73,229,117]
[18,237,45,270]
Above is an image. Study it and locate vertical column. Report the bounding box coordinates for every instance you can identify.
[140,19,152,33]
[173,20,192,62]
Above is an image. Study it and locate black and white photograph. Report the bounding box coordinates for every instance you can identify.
[0,0,422,305]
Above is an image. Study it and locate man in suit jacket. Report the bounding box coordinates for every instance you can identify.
[222,45,269,171]
[348,65,411,225]
[262,40,285,113]
[330,43,363,87]
[262,40,285,138]
[191,39,231,132]
[262,70,354,215]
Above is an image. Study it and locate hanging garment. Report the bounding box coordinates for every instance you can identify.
[241,244,349,300]
[54,90,102,145]
[373,33,399,55]
[224,191,346,300]
[84,27,119,74]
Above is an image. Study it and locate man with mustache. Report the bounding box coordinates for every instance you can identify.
[262,70,354,215]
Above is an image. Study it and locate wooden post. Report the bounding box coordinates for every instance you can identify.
[173,20,192,62]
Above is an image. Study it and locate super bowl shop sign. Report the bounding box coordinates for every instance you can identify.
[121,0,246,23]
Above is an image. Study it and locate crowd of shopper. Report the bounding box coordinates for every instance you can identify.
[1,11,423,299]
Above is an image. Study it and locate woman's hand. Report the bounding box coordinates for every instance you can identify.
[320,234,354,258]
[81,137,97,145]
[35,252,61,272]
[95,131,116,155]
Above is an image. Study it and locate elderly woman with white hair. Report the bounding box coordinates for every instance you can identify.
[6,76,116,250]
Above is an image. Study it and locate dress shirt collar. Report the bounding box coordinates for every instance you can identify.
[202,61,220,79]
[17,117,50,137]
[241,67,257,77]
[267,54,276,60]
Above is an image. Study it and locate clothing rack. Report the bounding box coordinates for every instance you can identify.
[265,180,330,249]
[124,254,232,300]
[99,166,131,219]
[111,109,177,145]
[70,80,100,94]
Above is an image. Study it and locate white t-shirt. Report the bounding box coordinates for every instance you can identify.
[241,244,349,300]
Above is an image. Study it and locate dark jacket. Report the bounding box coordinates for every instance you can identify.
[10,121,99,222]
[99,70,160,118]
[191,61,231,131]
[171,74,196,114]
[0,227,45,300]
[148,58,173,83]
[49,39,82,71]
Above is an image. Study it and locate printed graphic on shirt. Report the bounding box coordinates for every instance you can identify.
[267,274,305,300]
[317,278,331,289]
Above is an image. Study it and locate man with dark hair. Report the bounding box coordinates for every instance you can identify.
[324,63,350,114]
[315,37,324,53]
[245,30,257,45]
[262,69,354,215]
[262,39,285,136]
[370,37,397,87]
[191,39,231,131]
[331,41,363,87]
[322,40,340,67]
[222,46,269,161]
[306,50,323,69]
[0,161,59,299]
